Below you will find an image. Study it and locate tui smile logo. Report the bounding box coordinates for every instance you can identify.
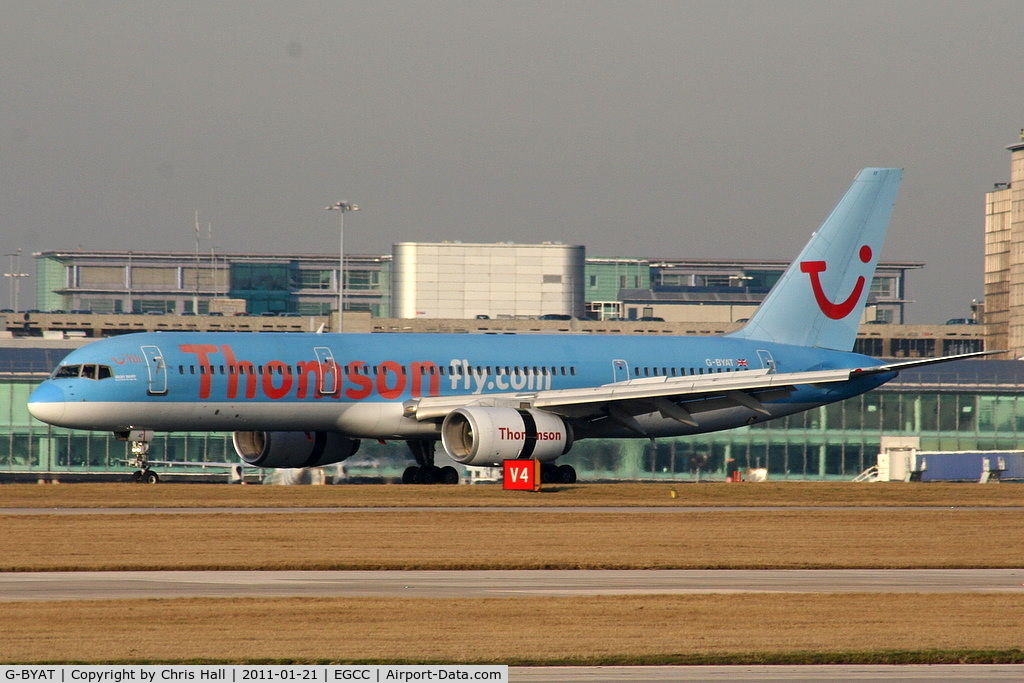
[799,245,872,320]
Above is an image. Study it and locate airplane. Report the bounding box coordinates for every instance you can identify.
[26,168,987,484]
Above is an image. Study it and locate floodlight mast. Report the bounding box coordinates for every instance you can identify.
[324,201,359,332]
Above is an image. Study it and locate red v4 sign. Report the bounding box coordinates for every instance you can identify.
[503,459,541,491]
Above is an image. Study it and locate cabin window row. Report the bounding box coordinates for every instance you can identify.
[443,365,577,377]
[632,366,748,377]
[176,363,579,377]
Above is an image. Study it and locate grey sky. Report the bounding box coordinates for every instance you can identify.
[2,1,1021,322]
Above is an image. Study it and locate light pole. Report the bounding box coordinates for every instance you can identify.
[4,249,29,312]
[325,201,359,332]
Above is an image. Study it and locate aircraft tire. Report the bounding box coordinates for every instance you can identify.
[130,470,143,483]
[558,464,577,484]
[440,466,459,485]
[416,465,438,485]
[142,470,159,484]
[402,466,419,484]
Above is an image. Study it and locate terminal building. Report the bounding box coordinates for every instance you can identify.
[33,250,390,318]
[616,257,919,325]
[30,243,922,326]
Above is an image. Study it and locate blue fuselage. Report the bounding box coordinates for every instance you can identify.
[28,331,892,440]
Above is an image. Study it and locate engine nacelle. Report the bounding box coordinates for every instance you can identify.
[232,431,360,469]
[441,407,573,466]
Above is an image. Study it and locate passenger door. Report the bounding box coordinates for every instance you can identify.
[612,359,630,383]
[142,345,168,395]
[314,346,340,395]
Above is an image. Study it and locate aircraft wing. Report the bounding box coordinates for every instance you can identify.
[846,350,1002,377]
[403,351,994,425]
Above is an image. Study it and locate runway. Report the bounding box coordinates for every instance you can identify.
[4,496,1022,680]
[2,568,1022,602]
[5,504,1024,515]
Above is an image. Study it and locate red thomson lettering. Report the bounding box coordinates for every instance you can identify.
[181,343,441,402]
[345,361,373,400]
[295,359,320,399]
[180,344,219,399]
[498,427,562,441]
[262,360,292,399]
[376,361,406,400]
[221,344,239,399]
[219,344,257,399]
[409,361,440,398]
[238,360,258,398]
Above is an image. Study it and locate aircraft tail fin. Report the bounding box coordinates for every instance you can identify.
[729,168,902,351]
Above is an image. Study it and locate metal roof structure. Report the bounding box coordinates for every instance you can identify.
[0,346,72,376]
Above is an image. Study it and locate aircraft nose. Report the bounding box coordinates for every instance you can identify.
[27,382,66,425]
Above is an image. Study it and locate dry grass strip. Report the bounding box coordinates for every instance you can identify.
[1,482,1023,509]
[1,508,1022,571]
[2,483,1022,665]
[3,594,1023,664]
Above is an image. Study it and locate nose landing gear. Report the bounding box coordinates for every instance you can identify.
[116,429,160,484]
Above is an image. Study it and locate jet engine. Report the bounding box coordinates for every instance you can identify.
[440,407,573,466]
[232,431,360,469]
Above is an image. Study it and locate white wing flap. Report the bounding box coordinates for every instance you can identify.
[404,366,857,421]
[403,350,993,422]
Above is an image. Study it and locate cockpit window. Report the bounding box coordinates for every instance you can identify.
[53,365,80,379]
[51,364,113,380]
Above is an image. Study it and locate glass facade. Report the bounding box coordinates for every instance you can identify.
[229,262,292,314]
[32,251,391,318]
[0,377,236,476]
[296,268,334,291]
[584,259,651,314]
[35,256,67,312]
[560,388,1024,481]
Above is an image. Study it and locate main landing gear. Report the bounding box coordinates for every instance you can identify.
[541,463,577,484]
[402,440,460,485]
